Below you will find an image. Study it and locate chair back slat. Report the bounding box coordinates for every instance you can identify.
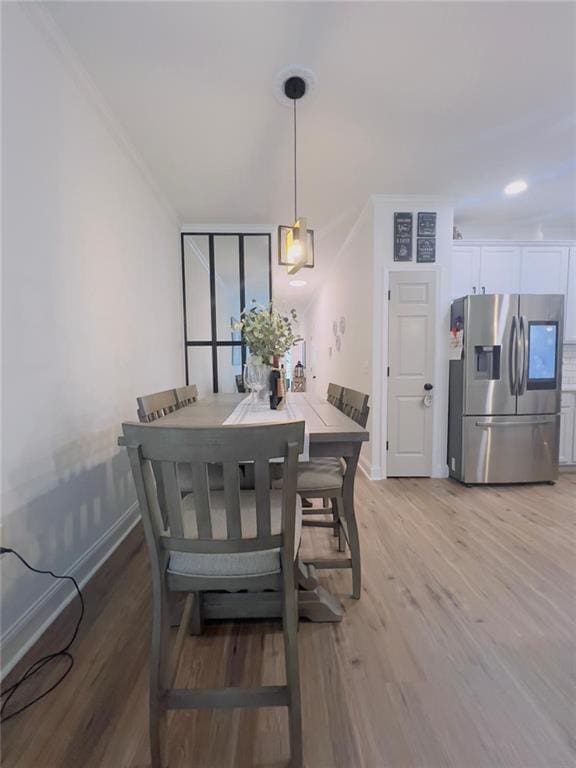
[142,455,166,536]
[175,384,198,408]
[160,461,184,537]
[137,389,179,423]
[357,404,370,429]
[191,462,213,539]
[254,460,271,537]
[341,388,369,426]
[222,462,242,539]
[327,383,342,407]
[280,442,301,564]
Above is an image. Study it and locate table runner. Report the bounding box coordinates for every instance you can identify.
[223,394,310,462]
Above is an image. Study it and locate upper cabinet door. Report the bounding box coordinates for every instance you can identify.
[565,248,576,343]
[479,247,521,294]
[451,245,481,299]
[520,246,569,294]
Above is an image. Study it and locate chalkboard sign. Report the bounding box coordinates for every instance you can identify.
[394,212,413,261]
[417,237,436,263]
[418,212,437,237]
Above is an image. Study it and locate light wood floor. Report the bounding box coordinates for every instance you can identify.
[2,473,576,768]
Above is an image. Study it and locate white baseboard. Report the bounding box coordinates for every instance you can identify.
[363,463,448,481]
[358,455,371,480]
[358,456,384,481]
[1,502,140,679]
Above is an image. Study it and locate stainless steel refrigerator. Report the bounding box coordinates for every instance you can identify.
[448,294,564,484]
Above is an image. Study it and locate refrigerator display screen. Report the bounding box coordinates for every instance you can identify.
[527,322,558,389]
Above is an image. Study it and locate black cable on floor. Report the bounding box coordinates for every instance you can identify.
[0,547,85,723]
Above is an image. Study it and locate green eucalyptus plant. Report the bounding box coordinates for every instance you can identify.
[234,302,302,364]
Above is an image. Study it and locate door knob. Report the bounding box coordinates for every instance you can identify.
[424,383,433,391]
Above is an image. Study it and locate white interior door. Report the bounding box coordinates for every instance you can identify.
[387,272,436,476]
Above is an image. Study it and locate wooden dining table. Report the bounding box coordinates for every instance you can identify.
[149,391,369,622]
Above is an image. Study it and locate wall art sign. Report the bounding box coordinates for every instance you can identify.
[394,212,413,261]
[417,237,436,263]
[418,211,437,237]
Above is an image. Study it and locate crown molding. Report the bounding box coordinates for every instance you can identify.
[371,193,455,206]
[21,2,179,228]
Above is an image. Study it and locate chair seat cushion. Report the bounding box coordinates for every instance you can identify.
[167,490,302,579]
[272,457,345,493]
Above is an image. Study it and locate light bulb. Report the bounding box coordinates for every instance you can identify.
[287,241,303,264]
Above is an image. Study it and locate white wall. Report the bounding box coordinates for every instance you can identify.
[302,203,374,473]
[1,4,183,673]
[372,195,454,480]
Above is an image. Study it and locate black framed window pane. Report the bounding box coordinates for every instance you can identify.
[183,235,212,341]
[244,235,270,309]
[214,236,241,341]
[187,346,214,399]
[217,345,243,394]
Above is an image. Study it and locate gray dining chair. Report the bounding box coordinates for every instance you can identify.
[120,420,305,768]
[327,382,343,408]
[174,384,198,407]
[341,387,370,428]
[275,387,370,599]
[137,389,179,423]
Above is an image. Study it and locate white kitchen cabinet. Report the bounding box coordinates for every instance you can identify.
[479,246,521,294]
[565,248,576,343]
[451,245,480,298]
[520,246,569,294]
[559,392,575,465]
[452,243,576,338]
[451,244,521,297]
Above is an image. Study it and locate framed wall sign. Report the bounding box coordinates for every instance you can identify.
[418,211,437,237]
[417,237,436,263]
[394,212,413,261]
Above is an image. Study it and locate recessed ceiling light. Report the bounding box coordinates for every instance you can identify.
[504,179,528,196]
[289,279,307,287]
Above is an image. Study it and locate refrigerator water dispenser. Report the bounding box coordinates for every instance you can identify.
[474,345,501,380]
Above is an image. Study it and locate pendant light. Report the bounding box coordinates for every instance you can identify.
[278,76,314,275]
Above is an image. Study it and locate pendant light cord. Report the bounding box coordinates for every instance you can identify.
[293,98,298,222]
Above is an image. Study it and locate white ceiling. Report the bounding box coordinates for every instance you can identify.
[45,1,576,310]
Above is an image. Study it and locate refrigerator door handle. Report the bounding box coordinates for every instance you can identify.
[474,419,549,428]
[509,315,518,395]
[518,315,528,395]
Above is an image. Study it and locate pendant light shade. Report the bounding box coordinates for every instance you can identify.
[278,218,315,273]
[278,76,314,274]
